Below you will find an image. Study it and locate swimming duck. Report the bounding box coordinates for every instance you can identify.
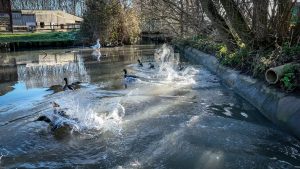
[123,69,139,88]
[63,78,81,91]
[123,69,139,79]
[48,78,81,92]
[63,78,74,90]
[137,59,143,67]
[35,115,77,132]
[90,39,101,49]
[149,63,155,69]
[35,102,79,132]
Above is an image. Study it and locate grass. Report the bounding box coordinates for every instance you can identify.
[0,31,79,43]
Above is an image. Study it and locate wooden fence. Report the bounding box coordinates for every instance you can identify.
[0,23,81,32]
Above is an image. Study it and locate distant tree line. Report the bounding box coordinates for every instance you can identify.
[136,0,299,50]
[11,0,86,16]
[79,0,300,51]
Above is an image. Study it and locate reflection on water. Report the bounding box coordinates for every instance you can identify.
[0,60,17,83]
[0,45,157,109]
[0,82,51,109]
[91,50,101,61]
[17,54,90,89]
[0,56,18,96]
[0,45,300,169]
[1,51,89,90]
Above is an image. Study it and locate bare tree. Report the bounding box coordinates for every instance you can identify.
[11,0,85,16]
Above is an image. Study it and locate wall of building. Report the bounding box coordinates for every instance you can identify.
[12,12,35,26]
[7,10,82,31]
[20,10,82,25]
[0,13,10,30]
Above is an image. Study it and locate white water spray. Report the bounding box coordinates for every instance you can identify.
[46,90,126,134]
[153,44,197,84]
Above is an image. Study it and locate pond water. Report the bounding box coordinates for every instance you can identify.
[0,45,300,169]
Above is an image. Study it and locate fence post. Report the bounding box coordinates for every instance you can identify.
[8,0,13,33]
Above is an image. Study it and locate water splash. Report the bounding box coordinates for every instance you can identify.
[152,44,196,85]
[78,102,125,133]
[154,44,177,74]
[43,90,126,135]
[154,44,178,66]
[125,44,197,87]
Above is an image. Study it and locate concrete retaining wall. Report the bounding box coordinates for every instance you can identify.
[181,47,300,139]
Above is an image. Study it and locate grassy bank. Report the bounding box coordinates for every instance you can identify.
[173,36,300,92]
[0,31,79,43]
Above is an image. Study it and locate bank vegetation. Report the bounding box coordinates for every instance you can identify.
[136,0,300,92]
[81,0,300,91]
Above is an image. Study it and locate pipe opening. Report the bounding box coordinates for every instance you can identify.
[265,69,278,84]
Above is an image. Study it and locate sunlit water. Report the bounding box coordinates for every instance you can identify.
[0,45,299,169]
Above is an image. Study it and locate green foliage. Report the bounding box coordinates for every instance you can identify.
[280,64,299,92]
[218,45,228,57]
[282,42,300,57]
[174,37,300,93]
[281,72,296,92]
[172,36,222,55]
[218,46,250,70]
[251,54,271,78]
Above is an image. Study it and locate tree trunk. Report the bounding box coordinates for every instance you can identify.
[219,0,252,46]
[276,0,294,43]
[252,0,269,48]
[199,0,237,50]
[179,0,184,37]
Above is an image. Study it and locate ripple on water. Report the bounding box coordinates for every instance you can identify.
[0,45,300,168]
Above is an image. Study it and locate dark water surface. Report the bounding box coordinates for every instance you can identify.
[0,45,299,169]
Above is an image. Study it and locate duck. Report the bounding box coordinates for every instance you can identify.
[35,102,79,132]
[48,78,81,92]
[123,69,139,79]
[148,63,155,69]
[63,78,74,90]
[137,59,143,67]
[63,78,81,91]
[123,69,139,88]
[35,115,77,132]
[90,39,101,49]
